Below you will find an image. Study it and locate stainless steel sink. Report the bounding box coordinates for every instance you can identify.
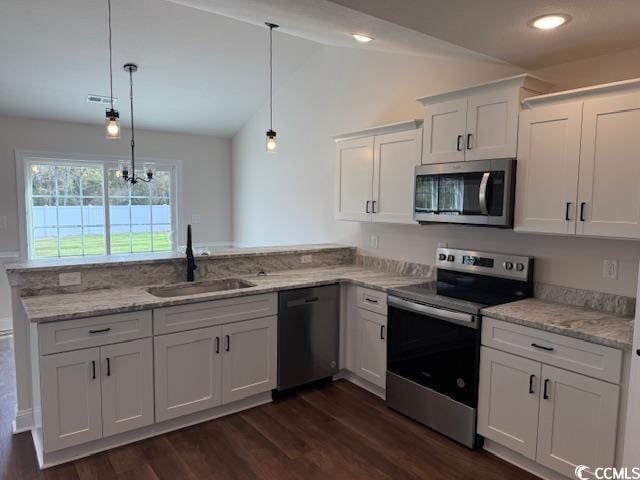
[147,278,256,298]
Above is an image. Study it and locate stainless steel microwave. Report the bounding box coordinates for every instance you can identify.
[414,158,516,227]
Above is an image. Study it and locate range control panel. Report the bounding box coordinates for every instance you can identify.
[435,247,533,281]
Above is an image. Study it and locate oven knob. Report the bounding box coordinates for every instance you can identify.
[503,261,514,270]
[515,263,525,272]
[438,253,447,261]
[447,255,455,262]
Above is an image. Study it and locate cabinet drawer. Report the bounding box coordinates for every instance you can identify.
[356,287,387,315]
[38,311,152,355]
[154,293,278,335]
[482,317,622,383]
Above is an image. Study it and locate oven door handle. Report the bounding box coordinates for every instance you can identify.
[388,296,477,328]
[479,172,490,215]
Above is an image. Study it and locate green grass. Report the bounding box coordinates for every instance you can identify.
[34,232,171,257]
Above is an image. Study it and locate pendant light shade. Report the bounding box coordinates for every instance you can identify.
[265,22,279,153]
[104,0,120,139]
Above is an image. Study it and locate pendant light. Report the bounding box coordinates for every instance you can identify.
[265,22,279,153]
[104,0,120,139]
[119,63,155,184]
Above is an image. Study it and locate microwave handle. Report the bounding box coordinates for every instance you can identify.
[479,172,490,215]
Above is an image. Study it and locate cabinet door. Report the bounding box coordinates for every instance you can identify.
[355,308,387,388]
[40,348,102,452]
[221,316,277,404]
[537,364,619,477]
[578,91,640,238]
[101,338,154,437]
[515,103,582,234]
[477,347,541,460]
[465,89,519,160]
[371,129,422,224]
[422,97,467,164]
[154,326,222,422]
[335,136,374,221]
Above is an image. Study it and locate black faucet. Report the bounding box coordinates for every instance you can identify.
[186,224,197,282]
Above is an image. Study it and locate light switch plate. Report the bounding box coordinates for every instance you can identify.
[0,216,6,230]
[59,271,82,286]
[370,235,379,249]
[300,254,313,264]
[603,259,618,280]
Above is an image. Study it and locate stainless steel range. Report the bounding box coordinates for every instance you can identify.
[386,248,533,449]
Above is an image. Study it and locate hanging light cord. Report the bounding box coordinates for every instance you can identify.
[269,24,273,130]
[129,66,135,178]
[107,0,114,111]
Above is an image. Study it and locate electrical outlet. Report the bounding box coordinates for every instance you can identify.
[0,216,6,230]
[59,271,82,286]
[300,254,313,264]
[370,235,379,249]
[603,259,618,280]
[191,214,201,225]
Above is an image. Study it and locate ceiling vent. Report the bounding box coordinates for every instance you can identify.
[87,94,117,105]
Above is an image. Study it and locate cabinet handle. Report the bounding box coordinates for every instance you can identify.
[565,202,572,221]
[637,348,640,357]
[543,379,551,400]
[380,325,385,340]
[456,135,463,151]
[529,374,535,394]
[91,360,96,380]
[531,343,554,352]
[365,298,379,304]
[89,327,111,334]
[365,200,371,214]
[225,335,230,352]
[372,200,377,213]
[466,133,472,150]
[106,358,111,377]
[580,202,587,222]
[215,336,220,354]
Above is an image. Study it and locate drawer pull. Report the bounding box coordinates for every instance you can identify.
[543,379,551,400]
[365,298,379,304]
[89,327,112,335]
[531,343,554,352]
[529,374,535,394]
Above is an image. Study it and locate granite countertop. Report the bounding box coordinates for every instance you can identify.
[482,298,634,351]
[21,265,428,323]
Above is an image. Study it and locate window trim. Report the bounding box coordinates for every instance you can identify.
[15,150,184,261]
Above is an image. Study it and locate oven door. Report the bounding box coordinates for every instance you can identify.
[414,158,515,226]
[387,296,481,408]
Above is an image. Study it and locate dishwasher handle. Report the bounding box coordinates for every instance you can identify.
[286,297,320,308]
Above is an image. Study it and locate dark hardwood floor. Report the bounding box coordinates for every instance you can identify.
[0,336,537,479]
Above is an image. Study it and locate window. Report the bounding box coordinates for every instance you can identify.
[22,155,180,259]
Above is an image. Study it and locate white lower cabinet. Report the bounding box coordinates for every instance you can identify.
[354,302,387,389]
[221,316,277,404]
[154,326,223,422]
[101,338,154,437]
[40,348,103,452]
[478,342,621,478]
[536,364,619,477]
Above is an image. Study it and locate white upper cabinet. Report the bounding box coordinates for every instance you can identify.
[515,102,583,234]
[422,98,467,163]
[372,129,423,224]
[578,91,640,238]
[334,120,423,224]
[335,136,374,222]
[418,75,552,164]
[518,79,640,239]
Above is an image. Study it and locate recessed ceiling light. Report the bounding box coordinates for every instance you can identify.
[352,33,373,43]
[529,14,571,30]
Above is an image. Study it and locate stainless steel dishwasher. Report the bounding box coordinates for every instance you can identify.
[277,284,339,391]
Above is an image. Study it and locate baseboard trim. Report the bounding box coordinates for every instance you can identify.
[34,392,272,469]
[13,408,33,434]
[483,439,567,480]
[335,370,386,400]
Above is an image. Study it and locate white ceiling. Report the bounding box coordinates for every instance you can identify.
[328,0,640,68]
[0,0,320,137]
